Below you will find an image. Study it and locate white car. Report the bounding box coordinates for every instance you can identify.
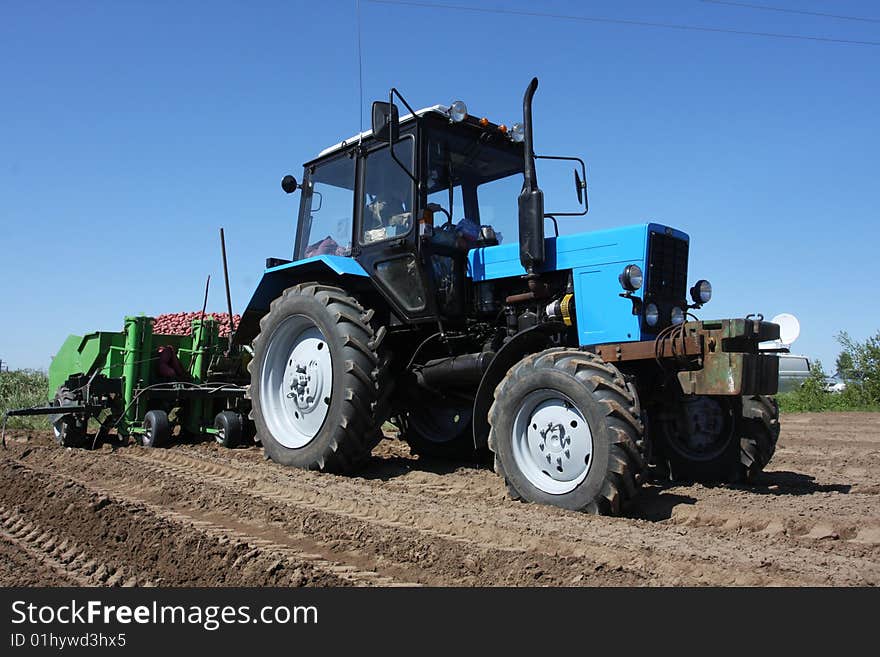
[824,377,847,393]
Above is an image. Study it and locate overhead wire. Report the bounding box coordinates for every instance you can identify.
[700,0,880,24]
[367,0,880,46]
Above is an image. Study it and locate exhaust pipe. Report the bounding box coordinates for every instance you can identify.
[416,352,494,389]
[518,77,545,275]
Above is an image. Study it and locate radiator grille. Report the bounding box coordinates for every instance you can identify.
[645,230,689,331]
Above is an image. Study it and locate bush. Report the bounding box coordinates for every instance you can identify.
[0,369,50,429]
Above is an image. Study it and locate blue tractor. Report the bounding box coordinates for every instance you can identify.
[234,78,780,514]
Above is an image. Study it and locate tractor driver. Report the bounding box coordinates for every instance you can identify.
[364,181,412,243]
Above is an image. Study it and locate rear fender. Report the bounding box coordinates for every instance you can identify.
[234,256,369,345]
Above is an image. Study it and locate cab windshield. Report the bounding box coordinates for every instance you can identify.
[426,129,524,245]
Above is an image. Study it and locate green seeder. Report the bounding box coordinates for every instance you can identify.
[5,315,250,449]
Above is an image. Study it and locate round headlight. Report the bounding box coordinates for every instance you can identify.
[510,122,525,142]
[449,100,468,123]
[645,303,659,327]
[619,264,643,292]
[671,306,685,325]
[690,279,712,305]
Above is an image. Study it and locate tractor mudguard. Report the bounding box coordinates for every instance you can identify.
[234,255,369,345]
[472,322,565,449]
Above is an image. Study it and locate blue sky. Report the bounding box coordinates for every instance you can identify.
[1,0,878,371]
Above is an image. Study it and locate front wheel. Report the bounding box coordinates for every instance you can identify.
[651,394,780,483]
[488,349,645,515]
[739,395,780,480]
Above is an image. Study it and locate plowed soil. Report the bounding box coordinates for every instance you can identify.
[1,412,878,586]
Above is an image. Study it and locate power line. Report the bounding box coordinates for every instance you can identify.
[367,0,880,46]
[701,1,880,24]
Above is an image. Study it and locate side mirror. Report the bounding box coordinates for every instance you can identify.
[371,101,400,143]
[281,175,298,194]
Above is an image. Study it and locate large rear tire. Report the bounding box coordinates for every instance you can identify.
[488,349,645,515]
[248,283,390,473]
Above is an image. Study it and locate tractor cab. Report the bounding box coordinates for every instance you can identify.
[289,100,535,326]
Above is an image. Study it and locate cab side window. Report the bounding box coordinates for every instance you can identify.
[298,155,355,260]
[360,139,414,245]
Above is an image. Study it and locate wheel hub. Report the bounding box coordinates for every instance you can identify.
[288,358,323,413]
[512,391,593,495]
[260,316,334,449]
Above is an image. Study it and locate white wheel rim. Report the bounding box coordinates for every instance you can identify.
[511,389,593,495]
[260,315,333,449]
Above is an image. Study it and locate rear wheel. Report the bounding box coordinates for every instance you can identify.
[488,349,645,515]
[248,283,390,473]
[401,397,475,460]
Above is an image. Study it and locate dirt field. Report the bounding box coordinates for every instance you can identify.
[1,412,877,586]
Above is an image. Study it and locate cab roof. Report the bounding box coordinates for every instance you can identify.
[316,105,449,158]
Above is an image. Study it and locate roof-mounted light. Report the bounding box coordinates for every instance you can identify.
[449,100,467,123]
[510,122,525,142]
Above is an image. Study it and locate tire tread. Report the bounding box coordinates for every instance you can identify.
[487,348,645,515]
[249,283,392,473]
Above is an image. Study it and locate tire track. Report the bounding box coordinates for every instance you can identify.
[9,460,413,588]
[0,506,142,587]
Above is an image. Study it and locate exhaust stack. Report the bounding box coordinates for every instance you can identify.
[518,77,545,275]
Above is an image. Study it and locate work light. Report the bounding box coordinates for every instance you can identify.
[671,306,685,325]
[619,264,643,292]
[510,122,525,142]
[690,279,712,305]
[449,100,468,123]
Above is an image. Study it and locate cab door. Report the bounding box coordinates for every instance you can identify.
[354,135,437,323]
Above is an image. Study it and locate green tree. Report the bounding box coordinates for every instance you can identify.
[835,350,854,379]
[836,330,880,405]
